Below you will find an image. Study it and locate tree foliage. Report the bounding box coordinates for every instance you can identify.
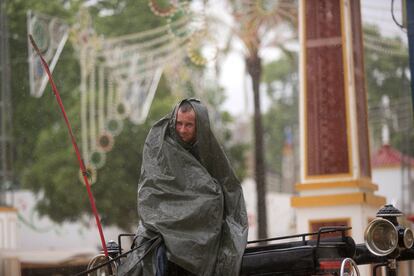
[8,0,247,231]
[6,0,175,231]
[262,52,298,179]
[8,0,80,178]
[208,87,249,181]
[22,78,175,231]
[363,25,413,155]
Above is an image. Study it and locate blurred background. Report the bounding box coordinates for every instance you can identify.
[0,0,413,275]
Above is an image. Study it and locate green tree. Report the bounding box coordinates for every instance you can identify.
[204,85,249,181]
[23,78,175,231]
[8,0,173,231]
[225,0,297,239]
[9,0,247,231]
[8,0,81,181]
[363,25,413,156]
[88,0,165,36]
[262,51,298,185]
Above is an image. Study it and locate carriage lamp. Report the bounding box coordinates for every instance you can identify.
[86,240,120,275]
[398,226,414,249]
[106,240,121,259]
[364,204,414,257]
[365,217,398,256]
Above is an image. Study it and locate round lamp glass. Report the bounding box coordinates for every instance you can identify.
[365,218,398,256]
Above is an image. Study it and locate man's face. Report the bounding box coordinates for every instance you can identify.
[175,109,196,143]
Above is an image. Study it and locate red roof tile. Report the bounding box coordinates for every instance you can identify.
[371,144,414,168]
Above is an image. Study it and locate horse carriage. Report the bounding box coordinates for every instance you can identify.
[78,204,414,276]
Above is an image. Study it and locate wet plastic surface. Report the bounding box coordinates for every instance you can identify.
[118,99,248,276]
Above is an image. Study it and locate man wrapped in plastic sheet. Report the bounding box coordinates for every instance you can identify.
[118,98,248,276]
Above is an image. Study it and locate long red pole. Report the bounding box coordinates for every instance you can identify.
[28,35,108,256]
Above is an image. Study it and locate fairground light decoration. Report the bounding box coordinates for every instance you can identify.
[27,1,215,184]
[27,1,311,184]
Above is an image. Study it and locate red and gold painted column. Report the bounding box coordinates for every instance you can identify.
[291,0,385,247]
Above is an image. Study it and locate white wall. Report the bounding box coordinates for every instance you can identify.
[5,190,124,251]
[372,167,409,211]
[242,178,296,241]
[0,207,17,249]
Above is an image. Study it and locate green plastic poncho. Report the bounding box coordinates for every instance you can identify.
[118,99,248,276]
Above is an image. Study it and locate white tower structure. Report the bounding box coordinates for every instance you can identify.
[292,1,386,274]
